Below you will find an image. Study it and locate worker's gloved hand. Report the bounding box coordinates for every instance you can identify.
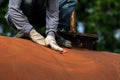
[29,29,46,46]
[45,35,67,53]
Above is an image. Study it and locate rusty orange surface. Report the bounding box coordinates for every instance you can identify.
[0,36,120,80]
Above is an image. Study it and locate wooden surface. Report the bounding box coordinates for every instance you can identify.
[59,32,98,50]
[0,36,120,80]
[59,32,98,39]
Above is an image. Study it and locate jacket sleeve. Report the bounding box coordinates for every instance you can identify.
[7,0,33,34]
[46,0,59,34]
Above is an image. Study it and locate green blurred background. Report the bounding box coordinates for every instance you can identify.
[0,0,120,53]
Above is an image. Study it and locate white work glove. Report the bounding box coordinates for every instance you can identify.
[29,29,46,46]
[45,35,67,53]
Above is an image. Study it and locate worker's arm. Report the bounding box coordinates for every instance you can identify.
[6,0,33,34]
[46,0,59,34]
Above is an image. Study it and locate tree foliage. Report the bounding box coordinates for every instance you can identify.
[0,0,10,35]
[76,0,120,53]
